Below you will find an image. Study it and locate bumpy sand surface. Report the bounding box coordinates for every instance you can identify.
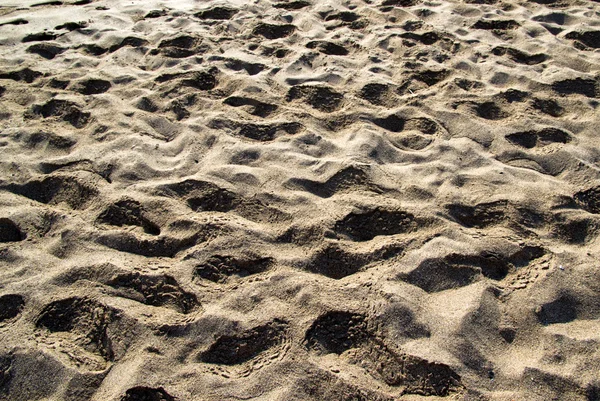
[1,0,600,399]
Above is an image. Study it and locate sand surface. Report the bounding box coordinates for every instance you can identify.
[1,0,600,399]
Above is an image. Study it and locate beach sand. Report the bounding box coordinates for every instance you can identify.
[1,0,600,399]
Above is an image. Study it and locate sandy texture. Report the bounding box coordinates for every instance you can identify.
[1,0,600,399]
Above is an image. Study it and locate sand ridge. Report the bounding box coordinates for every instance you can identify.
[1,0,600,399]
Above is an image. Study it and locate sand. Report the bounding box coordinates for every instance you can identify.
[0,0,600,399]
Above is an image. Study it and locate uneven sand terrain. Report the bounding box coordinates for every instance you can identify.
[1,0,600,399]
